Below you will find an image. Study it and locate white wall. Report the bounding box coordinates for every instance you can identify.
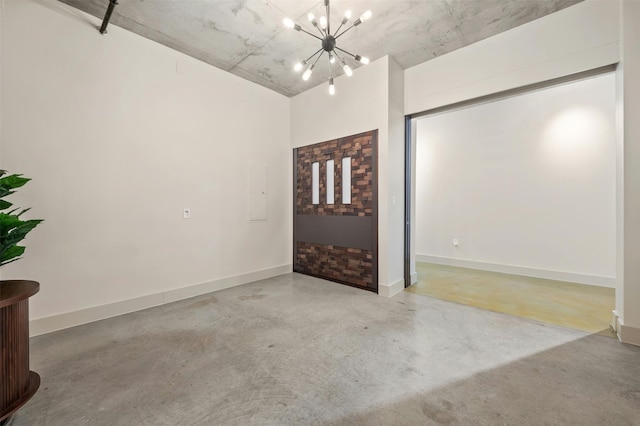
[387,58,406,289]
[291,56,405,296]
[290,57,389,149]
[415,73,616,286]
[405,0,619,115]
[0,0,291,333]
[618,0,640,344]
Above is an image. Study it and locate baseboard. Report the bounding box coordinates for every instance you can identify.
[410,272,418,285]
[378,278,404,298]
[416,254,615,288]
[30,264,292,337]
[612,311,640,347]
[620,324,640,346]
[612,310,620,334]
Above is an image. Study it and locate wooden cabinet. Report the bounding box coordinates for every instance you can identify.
[0,280,40,423]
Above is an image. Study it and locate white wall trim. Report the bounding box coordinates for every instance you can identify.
[30,264,292,336]
[379,279,405,298]
[410,272,418,285]
[416,254,615,288]
[612,310,640,347]
[612,310,621,336]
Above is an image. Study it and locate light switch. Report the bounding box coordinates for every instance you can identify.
[183,208,191,219]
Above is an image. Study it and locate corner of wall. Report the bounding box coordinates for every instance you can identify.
[612,310,640,347]
[378,278,404,298]
[621,0,640,336]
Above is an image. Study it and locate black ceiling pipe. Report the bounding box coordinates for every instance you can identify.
[99,0,118,34]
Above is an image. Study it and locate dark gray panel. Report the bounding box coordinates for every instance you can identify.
[295,215,373,250]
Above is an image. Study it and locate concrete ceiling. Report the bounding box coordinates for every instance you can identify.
[57,0,582,97]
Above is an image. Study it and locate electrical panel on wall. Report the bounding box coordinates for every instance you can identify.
[249,164,267,221]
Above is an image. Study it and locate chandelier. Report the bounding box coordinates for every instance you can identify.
[283,0,372,95]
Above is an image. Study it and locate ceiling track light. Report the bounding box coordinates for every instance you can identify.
[283,0,371,94]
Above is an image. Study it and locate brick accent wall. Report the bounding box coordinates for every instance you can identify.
[296,242,373,288]
[296,132,374,216]
[294,130,377,291]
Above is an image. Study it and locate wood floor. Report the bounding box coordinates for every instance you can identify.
[406,262,616,337]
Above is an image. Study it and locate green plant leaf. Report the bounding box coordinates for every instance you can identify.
[0,174,30,191]
[0,258,21,267]
[0,244,25,266]
[0,213,43,253]
[1,219,43,244]
[16,208,31,217]
[0,189,15,199]
[0,213,26,231]
[0,171,43,268]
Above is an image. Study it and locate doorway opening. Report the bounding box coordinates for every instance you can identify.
[404,69,617,336]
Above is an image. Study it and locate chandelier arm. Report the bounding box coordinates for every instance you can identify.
[311,50,325,67]
[335,24,356,40]
[299,28,324,41]
[305,47,324,63]
[311,21,326,38]
[332,49,345,65]
[334,46,357,59]
[333,21,345,37]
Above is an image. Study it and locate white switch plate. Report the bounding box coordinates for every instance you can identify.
[453,239,459,247]
[183,208,191,219]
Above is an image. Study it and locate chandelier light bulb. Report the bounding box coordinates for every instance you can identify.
[329,52,336,64]
[343,64,353,77]
[308,13,316,23]
[355,55,370,65]
[360,10,372,22]
[294,61,305,72]
[341,10,351,25]
[302,65,314,81]
[329,78,335,95]
[283,18,295,29]
[319,16,328,29]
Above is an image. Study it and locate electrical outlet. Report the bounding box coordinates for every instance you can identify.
[453,239,459,247]
[183,208,191,219]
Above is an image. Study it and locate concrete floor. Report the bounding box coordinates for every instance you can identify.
[407,262,616,336]
[13,273,640,425]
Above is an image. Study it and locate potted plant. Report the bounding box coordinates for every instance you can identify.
[0,170,43,266]
[0,170,43,426]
